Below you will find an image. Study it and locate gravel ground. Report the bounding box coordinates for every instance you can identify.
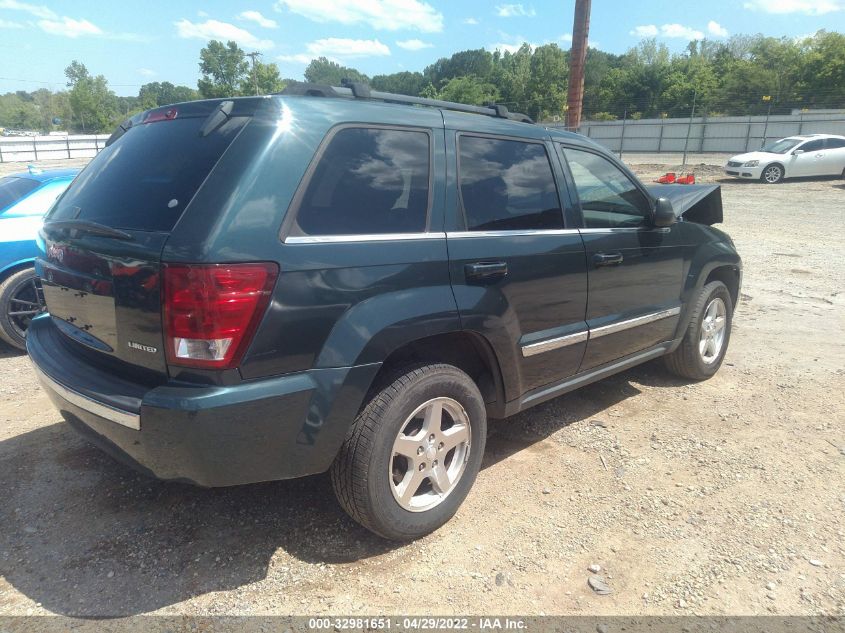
[0,156,843,618]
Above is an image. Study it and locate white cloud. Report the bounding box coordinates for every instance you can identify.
[238,10,278,28]
[496,3,536,17]
[396,38,432,50]
[277,53,313,64]
[707,20,729,37]
[630,24,659,37]
[743,0,842,13]
[138,68,156,77]
[0,0,56,19]
[274,0,443,32]
[306,37,390,58]
[174,18,274,49]
[631,23,704,40]
[38,17,102,38]
[660,23,704,39]
[463,17,479,25]
[0,18,24,28]
[559,33,572,43]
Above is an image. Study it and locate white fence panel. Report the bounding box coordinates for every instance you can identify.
[0,134,110,163]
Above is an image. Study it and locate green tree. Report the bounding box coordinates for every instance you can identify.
[64,60,119,132]
[0,93,40,130]
[371,71,426,96]
[241,61,286,95]
[526,44,568,120]
[304,57,368,85]
[436,76,500,105]
[198,40,249,98]
[139,81,200,107]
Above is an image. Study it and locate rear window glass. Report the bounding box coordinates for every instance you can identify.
[291,127,431,236]
[47,116,246,232]
[0,177,40,212]
[458,136,562,231]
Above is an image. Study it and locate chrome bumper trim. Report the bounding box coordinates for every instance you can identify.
[32,363,141,430]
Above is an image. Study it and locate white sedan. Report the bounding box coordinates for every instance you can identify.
[724,134,845,184]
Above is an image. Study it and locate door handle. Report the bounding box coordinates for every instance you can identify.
[465,261,508,281]
[593,252,624,267]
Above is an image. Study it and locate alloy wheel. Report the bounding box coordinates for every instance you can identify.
[8,276,45,339]
[763,165,782,183]
[699,297,727,364]
[390,397,471,512]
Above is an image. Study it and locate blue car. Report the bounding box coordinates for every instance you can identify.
[0,167,78,350]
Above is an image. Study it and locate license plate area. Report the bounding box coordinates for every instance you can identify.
[41,266,118,352]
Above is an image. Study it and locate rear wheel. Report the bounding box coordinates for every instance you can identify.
[664,281,733,381]
[331,363,486,540]
[0,267,46,351]
[761,163,784,184]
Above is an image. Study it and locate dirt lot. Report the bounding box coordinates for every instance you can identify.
[0,157,843,618]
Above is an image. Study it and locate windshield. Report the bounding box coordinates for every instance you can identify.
[761,139,802,154]
[0,177,40,212]
[47,115,246,232]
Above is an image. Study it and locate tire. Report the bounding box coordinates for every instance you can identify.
[664,281,733,381]
[761,163,784,184]
[0,267,45,351]
[331,363,487,541]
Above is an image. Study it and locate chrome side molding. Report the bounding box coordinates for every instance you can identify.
[522,331,588,357]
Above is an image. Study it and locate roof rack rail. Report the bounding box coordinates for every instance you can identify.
[280,80,534,124]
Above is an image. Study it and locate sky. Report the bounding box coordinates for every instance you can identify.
[0,0,843,97]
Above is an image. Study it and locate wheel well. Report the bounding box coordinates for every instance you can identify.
[705,266,740,307]
[371,332,506,416]
[0,261,35,284]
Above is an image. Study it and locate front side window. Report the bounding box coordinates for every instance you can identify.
[458,136,562,232]
[798,139,825,152]
[292,127,431,236]
[562,147,651,229]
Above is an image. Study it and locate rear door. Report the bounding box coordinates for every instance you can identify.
[444,115,588,397]
[559,144,685,371]
[820,137,845,175]
[788,138,826,177]
[37,102,250,375]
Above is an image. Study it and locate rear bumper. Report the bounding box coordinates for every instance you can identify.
[28,314,379,487]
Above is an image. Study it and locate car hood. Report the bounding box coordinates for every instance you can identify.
[728,151,778,163]
[647,184,723,226]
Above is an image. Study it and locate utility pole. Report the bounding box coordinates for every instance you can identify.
[246,51,261,96]
[565,0,591,131]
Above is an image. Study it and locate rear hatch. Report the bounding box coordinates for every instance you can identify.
[38,100,251,376]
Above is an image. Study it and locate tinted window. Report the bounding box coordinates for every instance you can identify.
[562,147,651,229]
[0,177,39,212]
[48,116,246,231]
[292,127,430,236]
[825,137,845,149]
[799,139,825,152]
[3,180,71,217]
[458,136,562,231]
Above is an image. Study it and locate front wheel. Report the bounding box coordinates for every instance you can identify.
[0,267,46,351]
[664,281,733,381]
[761,163,784,184]
[331,363,486,540]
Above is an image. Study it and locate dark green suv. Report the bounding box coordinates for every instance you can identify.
[27,83,741,540]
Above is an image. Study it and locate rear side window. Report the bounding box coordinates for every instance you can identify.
[458,136,562,231]
[562,147,651,229]
[825,138,845,149]
[3,180,71,217]
[47,116,246,232]
[0,177,40,213]
[291,127,431,237]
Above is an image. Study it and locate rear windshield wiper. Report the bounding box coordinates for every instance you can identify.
[43,219,134,241]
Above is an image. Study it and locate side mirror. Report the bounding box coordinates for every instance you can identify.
[792,149,804,155]
[652,197,676,227]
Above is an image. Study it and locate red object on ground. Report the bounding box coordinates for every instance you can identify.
[676,173,696,184]
[656,172,676,184]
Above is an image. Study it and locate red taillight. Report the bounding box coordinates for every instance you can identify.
[144,107,178,124]
[162,263,278,369]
